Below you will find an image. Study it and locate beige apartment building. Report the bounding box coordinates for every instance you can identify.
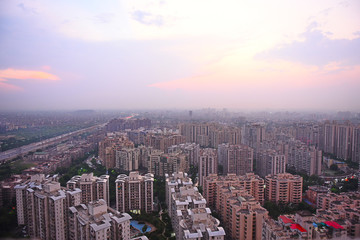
[165,172,193,217]
[265,173,303,204]
[168,143,200,166]
[218,143,254,176]
[68,199,131,240]
[198,148,217,186]
[255,149,286,177]
[115,171,154,213]
[179,122,241,148]
[214,183,267,240]
[203,173,265,209]
[99,134,135,168]
[166,172,225,240]
[287,140,322,176]
[148,150,189,176]
[15,175,82,240]
[116,147,140,171]
[67,173,110,206]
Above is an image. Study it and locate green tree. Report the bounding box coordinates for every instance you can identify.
[330,164,339,171]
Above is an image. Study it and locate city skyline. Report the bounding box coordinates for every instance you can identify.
[0,0,360,111]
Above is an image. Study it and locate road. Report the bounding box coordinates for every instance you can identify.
[0,123,106,164]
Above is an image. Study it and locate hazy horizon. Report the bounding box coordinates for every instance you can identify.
[1,0,359,111]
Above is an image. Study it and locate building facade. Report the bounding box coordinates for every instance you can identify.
[115,172,154,213]
[265,173,303,204]
[67,173,110,206]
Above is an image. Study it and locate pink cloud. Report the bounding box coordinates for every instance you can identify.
[0,68,60,91]
[41,65,52,71]
[0,82,23,91]
[149,62,360,92]
[0,68,59,82]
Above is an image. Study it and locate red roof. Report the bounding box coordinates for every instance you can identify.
[325,221,344,229]
[279,215,294,224]
[290,224,307,233]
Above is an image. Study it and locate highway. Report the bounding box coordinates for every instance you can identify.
[0,123,106,164]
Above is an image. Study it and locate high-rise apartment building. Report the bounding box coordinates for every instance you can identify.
[218,143,253,175]
[165,172,193,217]
[145,133,186,153]
[179,123,241,148]
[116,148,140,171]
[198,148,217,186]
[256,149,286,177]
[265,173,303,204]
[214,184,268,240]
[99,134,134,168]
[323,121,337,154]
[336,123,353,160]
[115,172,154,213]
[203,173,265,209]
[69,199,132,240]
[287,140,322,176]
[67,173,110,206]
[353,126,360,163]
[168,143,200,166]
[148,150,189,176]
[322,121,355,161]
[15,175,82,240]
[166,172,225,240]
[295,123,321,147]
[243,123,266,150]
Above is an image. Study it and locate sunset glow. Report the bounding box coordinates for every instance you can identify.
[0,0,359,110]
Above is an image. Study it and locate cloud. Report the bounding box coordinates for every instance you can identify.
[93,13,114,24]
[132,10,163,26]
[0,81,22,91]
[0,68,60,90]
[17,3,38,15]
[256,27,360,66]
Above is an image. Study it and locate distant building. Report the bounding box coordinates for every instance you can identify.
[168,143,200,166]
[287,140,322,176]
[198,148,217,186]
[352,126,360,163]
[179,123,241,148]
[99,134,134,168]
[148,150,189,176]
[255,149,286,177]
[322,121,355,161]
[115,172,154,213]
[243,123,266,150]
[116,148,139,171]
[218,143,253,176]
[106,118,151,132]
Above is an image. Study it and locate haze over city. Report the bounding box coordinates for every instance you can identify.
[0,0,359,111]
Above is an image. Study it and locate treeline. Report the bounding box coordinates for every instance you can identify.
[264,201,316,220]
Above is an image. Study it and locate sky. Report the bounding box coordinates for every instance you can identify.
[0,0,359,111]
